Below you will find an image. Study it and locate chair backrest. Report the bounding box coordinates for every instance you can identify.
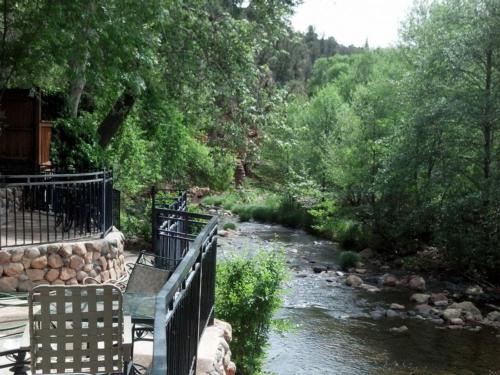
[29,284,124,374]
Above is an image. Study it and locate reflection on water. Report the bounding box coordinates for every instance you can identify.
[218,222,500,375]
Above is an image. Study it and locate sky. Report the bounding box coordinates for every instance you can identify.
[291,0,415,48]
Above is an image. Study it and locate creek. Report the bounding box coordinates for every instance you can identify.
[217,221,500,375]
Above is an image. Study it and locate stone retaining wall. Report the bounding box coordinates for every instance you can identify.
[0,228,126,292]
[196,319,236,375]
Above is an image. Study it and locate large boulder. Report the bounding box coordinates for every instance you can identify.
[408,276,426,291]
[24,247,40,259]
[449,301,482,321]
[69,255,85,271]
[48,254,64,268]
[0,251,11,264]
[10,249,25,262]
[0,276,18,292]
[45,269,60,282]
[4,262,24,277]
[72,243,87,257]
[345,275,363,287]
[31,256,48,269]
[59,244,73,258]
[59,267,76,281]
[26,269,45,281]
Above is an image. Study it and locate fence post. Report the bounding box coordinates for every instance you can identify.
[151,186,157,253]
[101,170,106,237]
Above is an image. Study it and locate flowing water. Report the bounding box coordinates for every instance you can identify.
[217,222,500,375]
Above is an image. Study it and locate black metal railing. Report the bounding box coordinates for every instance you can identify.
[149,206,217,375]
[151,188,188,257]
[0,170,118,248]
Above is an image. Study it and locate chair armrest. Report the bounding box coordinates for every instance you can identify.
[123,315,133,362]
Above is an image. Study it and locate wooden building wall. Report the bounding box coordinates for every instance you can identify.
[0,89,53,173]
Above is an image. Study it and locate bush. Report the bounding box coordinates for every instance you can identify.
[215,251,287,375]
[338,251,360,270]
[223,222,237,230]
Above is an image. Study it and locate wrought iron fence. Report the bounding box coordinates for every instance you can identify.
[150,205,217,375]
[0,170,119,248]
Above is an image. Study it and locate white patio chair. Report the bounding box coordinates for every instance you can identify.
[22,284,132,374]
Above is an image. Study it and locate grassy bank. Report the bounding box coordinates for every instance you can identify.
[202,189,313,230]
[202,189,372,252]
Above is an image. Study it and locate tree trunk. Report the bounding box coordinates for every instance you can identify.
[67,58,87,118]
[97,89,136,148]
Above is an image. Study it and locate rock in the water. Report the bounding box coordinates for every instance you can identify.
[408,276,426,291]
[390,303,405,310]
[450,318,464,325]
[345,275,363,287]
[486,311,500,322]
[415,304,432,316]
[370,310,385,320]
[335,271,345,277]
[360,283,380,292]
[429,293,448,306]
[410,293,430,304]
[390,325,408,333]
[449,301,482,321]
[380,274,398,287]
[313,265,328,274]
[295,273,307,278]
[443,308,462,321]
[386,309,399,318]
[465,285,484,295]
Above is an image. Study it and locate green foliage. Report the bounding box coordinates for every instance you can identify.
[215,251,287,375]
[51,117,102,171]
[338,251,361,271]
[223,222,237,230]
